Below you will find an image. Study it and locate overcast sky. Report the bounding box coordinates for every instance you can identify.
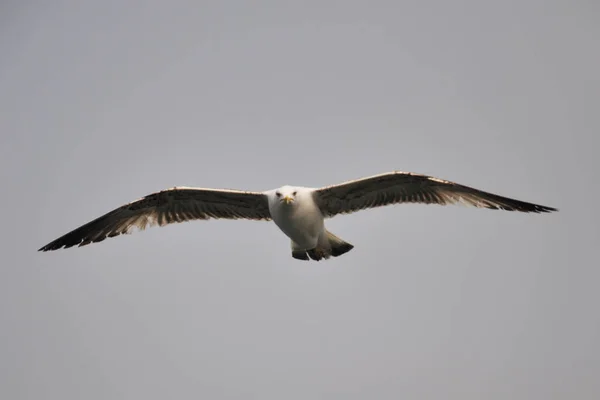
[1,1,598,399]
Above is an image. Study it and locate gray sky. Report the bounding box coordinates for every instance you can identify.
[1,1,598,399]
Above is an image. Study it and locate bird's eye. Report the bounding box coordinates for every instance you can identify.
[276,192,281,197]
[292,191,297,196]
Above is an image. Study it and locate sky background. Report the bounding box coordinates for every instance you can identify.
[1,1,598,399]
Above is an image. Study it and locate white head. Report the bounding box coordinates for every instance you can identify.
[273,185,299,205]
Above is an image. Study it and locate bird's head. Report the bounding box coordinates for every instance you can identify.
[275,186,298,205]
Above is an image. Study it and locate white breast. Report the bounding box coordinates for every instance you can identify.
[268,189,324,248]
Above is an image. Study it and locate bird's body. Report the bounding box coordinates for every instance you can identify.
[267,186,324,250]
[39,171,558,261]
[266,186,352,260]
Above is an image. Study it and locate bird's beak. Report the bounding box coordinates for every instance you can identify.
[283,195,294,204]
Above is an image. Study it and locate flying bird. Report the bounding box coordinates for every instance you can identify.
[39,171,557,260]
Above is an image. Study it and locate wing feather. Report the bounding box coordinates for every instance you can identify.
[313,171,557,217]
[39,187,271,251]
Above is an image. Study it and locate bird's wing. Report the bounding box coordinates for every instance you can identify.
[39,187,271,251]
[313,171,557,218]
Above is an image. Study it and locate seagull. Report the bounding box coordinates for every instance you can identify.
[38,171,557,260]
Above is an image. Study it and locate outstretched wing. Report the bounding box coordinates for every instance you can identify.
[313,171,557,218]
[39,187,271,251]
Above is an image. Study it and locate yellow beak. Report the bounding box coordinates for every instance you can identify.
[283,195,294,204]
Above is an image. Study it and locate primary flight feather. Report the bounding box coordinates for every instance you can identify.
[39,171,557,260]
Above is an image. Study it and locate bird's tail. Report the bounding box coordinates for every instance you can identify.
[292,231,354,261]
[326,230,354,258]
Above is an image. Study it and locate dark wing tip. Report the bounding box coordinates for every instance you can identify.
[38,225,127,252]
[482,201,558,214]
[38,239,67,252]
[38,242,69,252]
[38,237,88,252]
[532,204,559,213]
